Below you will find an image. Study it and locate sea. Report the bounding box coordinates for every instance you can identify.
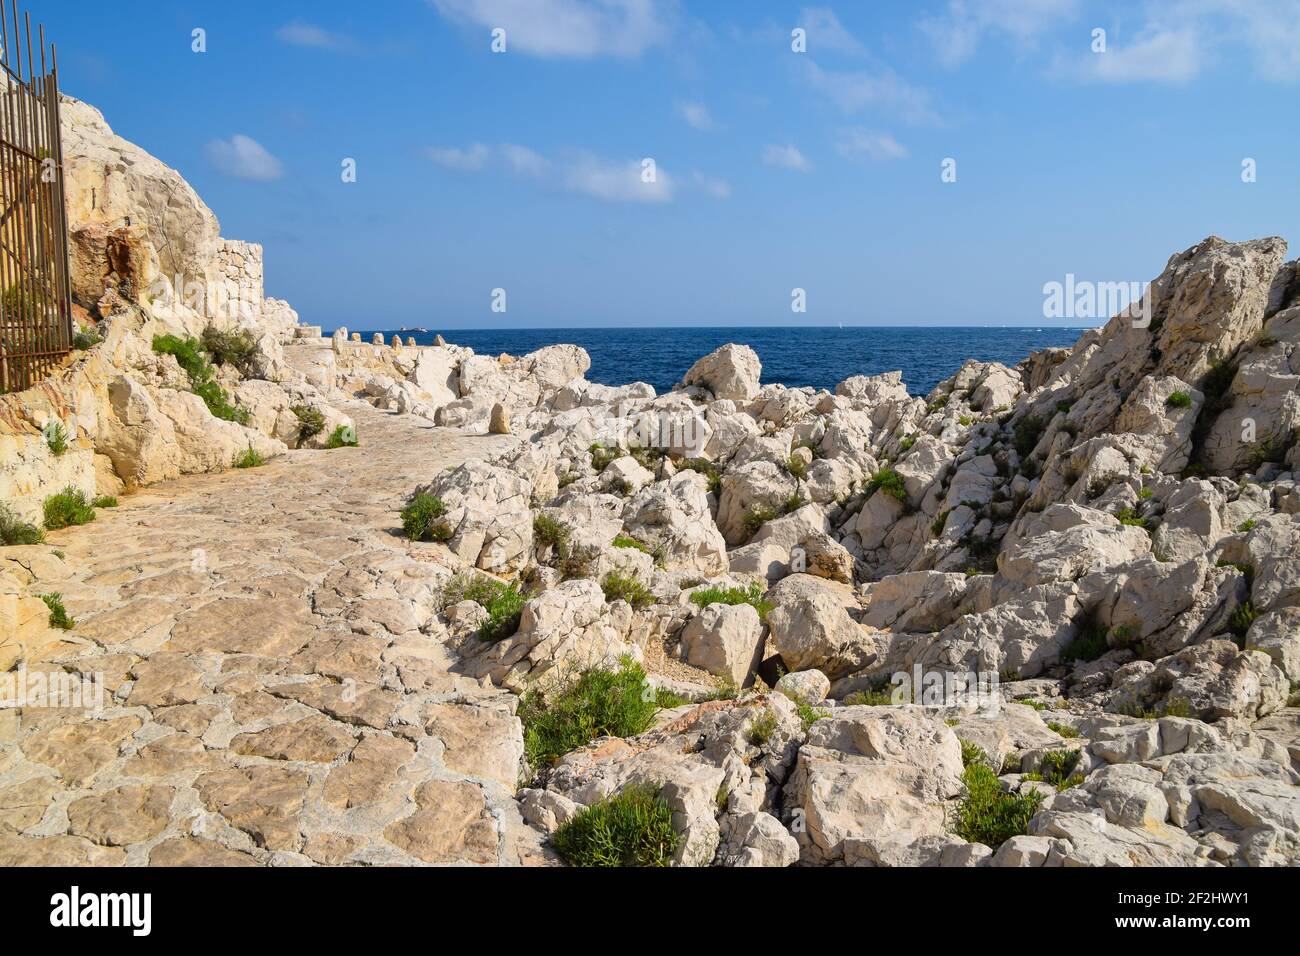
[362,326,1087,397]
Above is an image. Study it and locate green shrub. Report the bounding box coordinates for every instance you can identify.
[233,447,265,469]
[746,707,778,745]
[950,762,1044,848]
[1013,415,1046,458]
[1061,621,1109,663]
[551,783,679,867]
[401,492,452,542]
[1165,390,1193,408]
[520,657,666,766]
[44,421,68,456]
[326,425,358,448]
[0,503,44,545]
[152,333,250,425]
[479,583,527,642]
[796,701,830,733]
[438,571,504,608]
[864,466,908,504]
[292,405,325,442]
[898,435,916,452]
[612,533,650,554]
[927,396,948,412]
[91,496,118,509]
[601,571,654,609]
[931,510,950,537]
[844,685,895,706]
[1039,749,1083,790]
[959,740,988,768]
[1228,601,1256,640]
[39,592,74,630]
[43,487,95,530]
[1237,519,1257,533]
[588,442,619,472]
[689,582,773,620]
[786,453,808,480]
[678,458,721,494]
[200,325,259,374]
[742,504,780,538]
[534,514,572,552]
[1115,507,1151,530]
[72,328,102,350]
[1046,721,1080,739]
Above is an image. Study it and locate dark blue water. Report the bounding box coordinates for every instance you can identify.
[363,327,1085,396]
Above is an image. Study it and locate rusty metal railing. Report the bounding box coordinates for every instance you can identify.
[0,0,72,394]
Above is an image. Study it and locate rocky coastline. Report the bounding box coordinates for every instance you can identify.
[1,96,1297,867]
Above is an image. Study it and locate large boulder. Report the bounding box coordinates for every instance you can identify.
[679,603,764,687]
[681,344,762,402]
[416,461,534,575]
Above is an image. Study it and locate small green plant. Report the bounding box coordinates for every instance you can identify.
[1061,621,1109,663]
[1228,601,1256,640]
[152,333,250,425]
[678,458,721,494]
[1115,507,1152,531]
[864,466,908,504]
[796,701,830,733]
[612,533,650,554]
[746,707,778,745]
[534,514,573,553]
[1138,486,1154,500]
[39,592,74,630]
[1046,721,1080,739]
[1013,414,1046,458]
[601,571,654,610]
[325,425,358,448]
[898,435,916,452]
[844,685,896,706]
[950,761,1045,849]
[1038,749,1083,791]
[44,421,68,456]
[438,571,505,608]
[200,325,260,374]
[551,783,680,867]
[72,327,102,350]
[292,405,325,442]
[91,496,118,509]
[959,740,988,768]
[233,446,265,469]
[401,492,453,542]
[1165,390,1193,408]
[588,442,620,472]
[742,504,780,538]
[928,396,949,412]
[689,582,772,620]
[1237,519,1257,533]
[479,583,527,642]
[0,503,44,545]
[520,657,667,766]
[42,487,95,530]
[958,415,974,427]
[786,453,808,480]
[1256,333,1279,348]
[931,509,951,537]
[1287,682,1300,708]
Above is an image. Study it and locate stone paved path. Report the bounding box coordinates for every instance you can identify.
[0,401,553,866]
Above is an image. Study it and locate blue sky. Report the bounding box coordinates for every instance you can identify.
[31,0,1300,329]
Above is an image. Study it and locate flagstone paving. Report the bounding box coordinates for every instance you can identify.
[0,402,554,866]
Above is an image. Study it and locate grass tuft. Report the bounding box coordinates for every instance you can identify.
[42,487,95,530]
[401,492,453,542]
[689,582,772,620]
[551,783,679,867]
[0,503,44,545]
[601,571,655,609]
[39,592,74,630]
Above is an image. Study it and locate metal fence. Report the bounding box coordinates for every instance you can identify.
[0,1,72,394]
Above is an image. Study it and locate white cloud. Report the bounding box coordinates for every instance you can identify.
[797,6,865,55]
[803,60,939,125]
[919,0,1079,68]
[1062,27,1203,84]
[276,20,354,51]
[837,129,908,160]
[423,142,673,202]
[205,135,285,181]
[677,101,714,130]
[424,143,492,171]
[429,0,673,58]
[500,143,549,176]
[761,144,812,172]
[562,154,674,202]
